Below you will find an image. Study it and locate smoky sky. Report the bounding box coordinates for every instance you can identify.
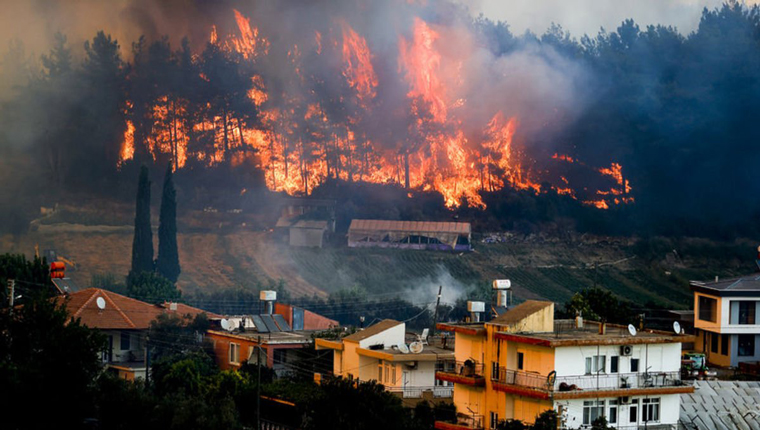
[464,0,757,36]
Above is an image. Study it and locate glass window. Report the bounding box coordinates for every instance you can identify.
[378,364,383,382]
[608,400,618,424]
[711,332,719,353]
[392,366,396,384]
[491,362,499,379]
[739,301,756,325]
[517,352,524,370]
[490,412,498,430]
[584,355,606,373]
[738,334,755,357]
[229,343,240,364]
[631,358,639,372]
[610,356,619,373]
[582,400,605,425]
[120,332,131,351]
[698,296,717,322]
[721,334,729,356]
[642,398,660,422]
[629,399,638,423]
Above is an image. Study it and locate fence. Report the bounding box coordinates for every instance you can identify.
[385,385,454,398]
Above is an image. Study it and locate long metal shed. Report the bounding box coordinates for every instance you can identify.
[347,219,471,251]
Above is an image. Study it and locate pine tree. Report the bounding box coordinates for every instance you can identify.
[157,163,180,283]
[130,165,153,278]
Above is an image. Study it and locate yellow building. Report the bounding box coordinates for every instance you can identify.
[435,300,693,430]
[316,319,455,403]
[691,275,760,367]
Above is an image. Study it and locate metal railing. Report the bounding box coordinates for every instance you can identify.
[458,414,484,429]
[438,360,484,378]
[385,385,454,398]
[493,367,552,390]
[492,368,686,393]
[554,371,685,392]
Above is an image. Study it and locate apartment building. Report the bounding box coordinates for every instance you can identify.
[315,319,456,402]
[435,300,693,429]
[691,274,760,367]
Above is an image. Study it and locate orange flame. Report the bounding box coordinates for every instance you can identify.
[341,21,378,101]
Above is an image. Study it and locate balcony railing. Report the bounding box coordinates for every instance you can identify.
[385,385,454,398]
[455,414,484,429]
[554,371,685,392]
[492,368,686,393]
[444,360,484,378]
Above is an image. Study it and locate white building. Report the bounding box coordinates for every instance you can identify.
[316,319,455,402]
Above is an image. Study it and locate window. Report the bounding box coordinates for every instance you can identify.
[642,398,660,422]
[585,355,606,374]
[392,366,396,384]
[721,334,729,356]
[608,400,618,424]
[698,296,717,322]
[582,400,605,425]
[378,364,383,382]
[491,362,499,380]
[517,352,524,370]
[629,399,638,424]
[274,349,286,364]
[738,334,755,357]
[610,356,619,373]
[120,332,131,351]
[385,365,390,383]
[490,412,499,430]
[631,358,639,372]
[229,343,240,364]
[711,332,719,354]
[739,301,756,325]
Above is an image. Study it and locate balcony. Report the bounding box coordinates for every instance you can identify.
[385,385,454,399]
[491,368,692,399]
[435,360,485,387]
[434,414,484,430]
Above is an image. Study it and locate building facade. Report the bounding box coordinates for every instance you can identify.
[435,301,693,430]
[691,275,760,367]
[316,319,455,402]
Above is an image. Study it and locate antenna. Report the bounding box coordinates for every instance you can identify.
[627,324,637,336]
[673,321,681,335]
[397,343,410,354]
[96,297,106,310]
[220,319,230,331]
[409,341,423,354]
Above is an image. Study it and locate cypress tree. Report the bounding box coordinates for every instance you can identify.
[157,163,180,283]
[130,165,153,278]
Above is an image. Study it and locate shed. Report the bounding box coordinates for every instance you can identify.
[289,220,329,248]
[347,219,471,251]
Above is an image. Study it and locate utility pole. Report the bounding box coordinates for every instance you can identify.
[7,279,15,314]
[257,335,262,430]
[432,285,442,336]
[145,334,150,386]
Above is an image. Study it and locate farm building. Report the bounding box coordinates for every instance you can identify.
[288,220,329,248]
[347,219,471,251]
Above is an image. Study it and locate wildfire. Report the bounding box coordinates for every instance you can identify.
[117,9,634,211]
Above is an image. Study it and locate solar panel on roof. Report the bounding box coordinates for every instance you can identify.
[260,314,280,332]
[251,315,269,333]
[272,314,291,332]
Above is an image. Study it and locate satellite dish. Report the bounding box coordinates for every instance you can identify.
[220,319,230,331]
[627,324,637,336]
[409,342,423,354]
[673,321,681,335]
[96,297,106,310]
[397,343,410,354]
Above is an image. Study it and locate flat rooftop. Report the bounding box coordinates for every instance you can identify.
[497,320,692,347]
[208,329,314,345]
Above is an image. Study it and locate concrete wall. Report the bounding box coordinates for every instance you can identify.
[104,329,144,363]
[725,299,760,334]
[694,292,724,331]
[358,323,405,349]
[729,333,760,367]
[554,343,681,377]
[557,393,680,429]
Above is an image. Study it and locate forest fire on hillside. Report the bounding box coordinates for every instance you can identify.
[119,8,632,210]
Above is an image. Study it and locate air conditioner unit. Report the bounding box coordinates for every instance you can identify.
[620,345,633,356]
[618,396,629,404]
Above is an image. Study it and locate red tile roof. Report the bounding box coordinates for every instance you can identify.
[56,288,219,330]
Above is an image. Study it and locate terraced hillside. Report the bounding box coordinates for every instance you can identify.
[2,206,756,309]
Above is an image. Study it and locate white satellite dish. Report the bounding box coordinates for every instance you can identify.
[409,341,424,354]
[96,297,106,310]
[627,324,637,336]
[220,319,230,331]
[397,343,410,354]
[673,321,681,335]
